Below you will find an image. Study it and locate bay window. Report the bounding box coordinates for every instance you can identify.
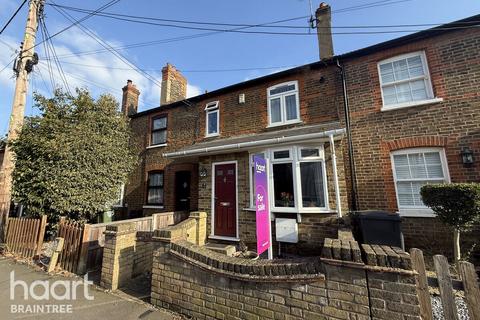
[249,145,328,212]
[267,81,300,126]
[391,148,449,213]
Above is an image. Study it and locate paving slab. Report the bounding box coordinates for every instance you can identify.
[0,257,181,320]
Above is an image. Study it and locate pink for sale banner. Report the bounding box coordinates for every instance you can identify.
[254,156,271,255]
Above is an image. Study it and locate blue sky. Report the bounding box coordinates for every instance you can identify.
[1,0,479,136]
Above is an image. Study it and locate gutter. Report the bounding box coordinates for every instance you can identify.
[163,128,346,158]
[336,59,359,211]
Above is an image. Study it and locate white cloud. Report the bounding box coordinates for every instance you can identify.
[187,84,202,98]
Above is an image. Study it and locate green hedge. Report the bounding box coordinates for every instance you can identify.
[420,183,480,229]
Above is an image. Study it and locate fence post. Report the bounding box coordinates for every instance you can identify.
[433,255,459,320]
[459,261,480,320]
[35,215,47,256]
[76,224,91,275]
[48,237,64,272]
[410,248,433,320]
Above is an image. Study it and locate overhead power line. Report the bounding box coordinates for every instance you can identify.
[0,0,28,35]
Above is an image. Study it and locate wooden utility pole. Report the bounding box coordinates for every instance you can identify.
[0,0,44,240]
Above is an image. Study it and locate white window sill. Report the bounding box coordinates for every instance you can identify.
[208,235,240,242]
[143,205,164,209]
[267,120,302,128]
[205,133,219,138]
[146,143,167,150]
[397,210,437,218]
[381,98,443,112]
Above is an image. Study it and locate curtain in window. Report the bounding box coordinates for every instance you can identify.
[285,94,297,121]
[270,98,281,123]
[300,162,325,208]
[152,130,166,145]
[148,173,164,205]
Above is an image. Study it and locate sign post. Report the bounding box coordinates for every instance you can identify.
[254,156,273,259]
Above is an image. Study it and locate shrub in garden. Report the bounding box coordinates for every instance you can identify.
[420,183,480,262]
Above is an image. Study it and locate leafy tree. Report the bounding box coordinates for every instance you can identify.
[421,183,480,263]
[9,88,138,224]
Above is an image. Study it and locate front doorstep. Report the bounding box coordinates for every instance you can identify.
[208,235,241,242]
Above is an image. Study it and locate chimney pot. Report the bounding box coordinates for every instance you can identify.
[316,2,334,60]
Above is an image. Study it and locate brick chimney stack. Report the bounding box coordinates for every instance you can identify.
[316,2,334,60]
[160,63,187,105]
[121,80,140,116]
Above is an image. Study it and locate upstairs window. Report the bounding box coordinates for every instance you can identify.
[151,116,167,146]
[378,51,435,110]
[147,171,164,206]
[267,81,300,126]
[391,148,449,211]
[205,101,219,137]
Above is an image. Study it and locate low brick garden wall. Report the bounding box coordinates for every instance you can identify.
[150,223,421,320]
[100,211,422,320]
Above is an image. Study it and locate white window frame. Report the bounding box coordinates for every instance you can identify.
[390,147,450,217]
[267,81,301,127]
[248,145,329,213]
[205,101,220,137]
[378,51,442,111]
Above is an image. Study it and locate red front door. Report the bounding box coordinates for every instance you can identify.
[214,163,236,237]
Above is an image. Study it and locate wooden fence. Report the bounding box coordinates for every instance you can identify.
[5,216,47,259]
[410,248,480,320]
[57,218,86,273]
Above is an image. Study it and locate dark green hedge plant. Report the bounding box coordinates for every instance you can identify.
[421,183,480,262]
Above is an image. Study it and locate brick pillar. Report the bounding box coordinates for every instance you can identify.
[121,80,140,116]
[160,63,187,106]
[190,211,207,246]
[100,222,137,290]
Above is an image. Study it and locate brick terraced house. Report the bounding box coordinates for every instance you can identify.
[120,5,480,257]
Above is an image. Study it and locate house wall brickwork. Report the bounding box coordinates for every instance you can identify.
[124,103,199,216]
[342,28,480,256]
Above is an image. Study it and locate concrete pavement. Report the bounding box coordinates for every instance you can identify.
[0,257,181,320]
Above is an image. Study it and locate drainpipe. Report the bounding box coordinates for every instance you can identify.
[336,59,359,211]
[329,134,342,218]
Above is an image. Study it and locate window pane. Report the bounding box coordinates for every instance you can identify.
[393,155,411,179]
[153,117,167,130]
[380,63,395,84]
[207,111,218,134]
[301,148,320,158]
[395,82,413,103]
[382,85,397,105]
[147,188,164,204]
[149,173,163,187]
[393,59,409,81]
[397,181,415,206]
[285,94,298,121]
[270,98,281,123]
[273,163,295,207]
[425,152,444,178]
[407,55,424,77]
[270,84,296,95]
[410,79,428,101]
[300,162,325,208]
[273,150,290,159]
[152,130,166,145]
